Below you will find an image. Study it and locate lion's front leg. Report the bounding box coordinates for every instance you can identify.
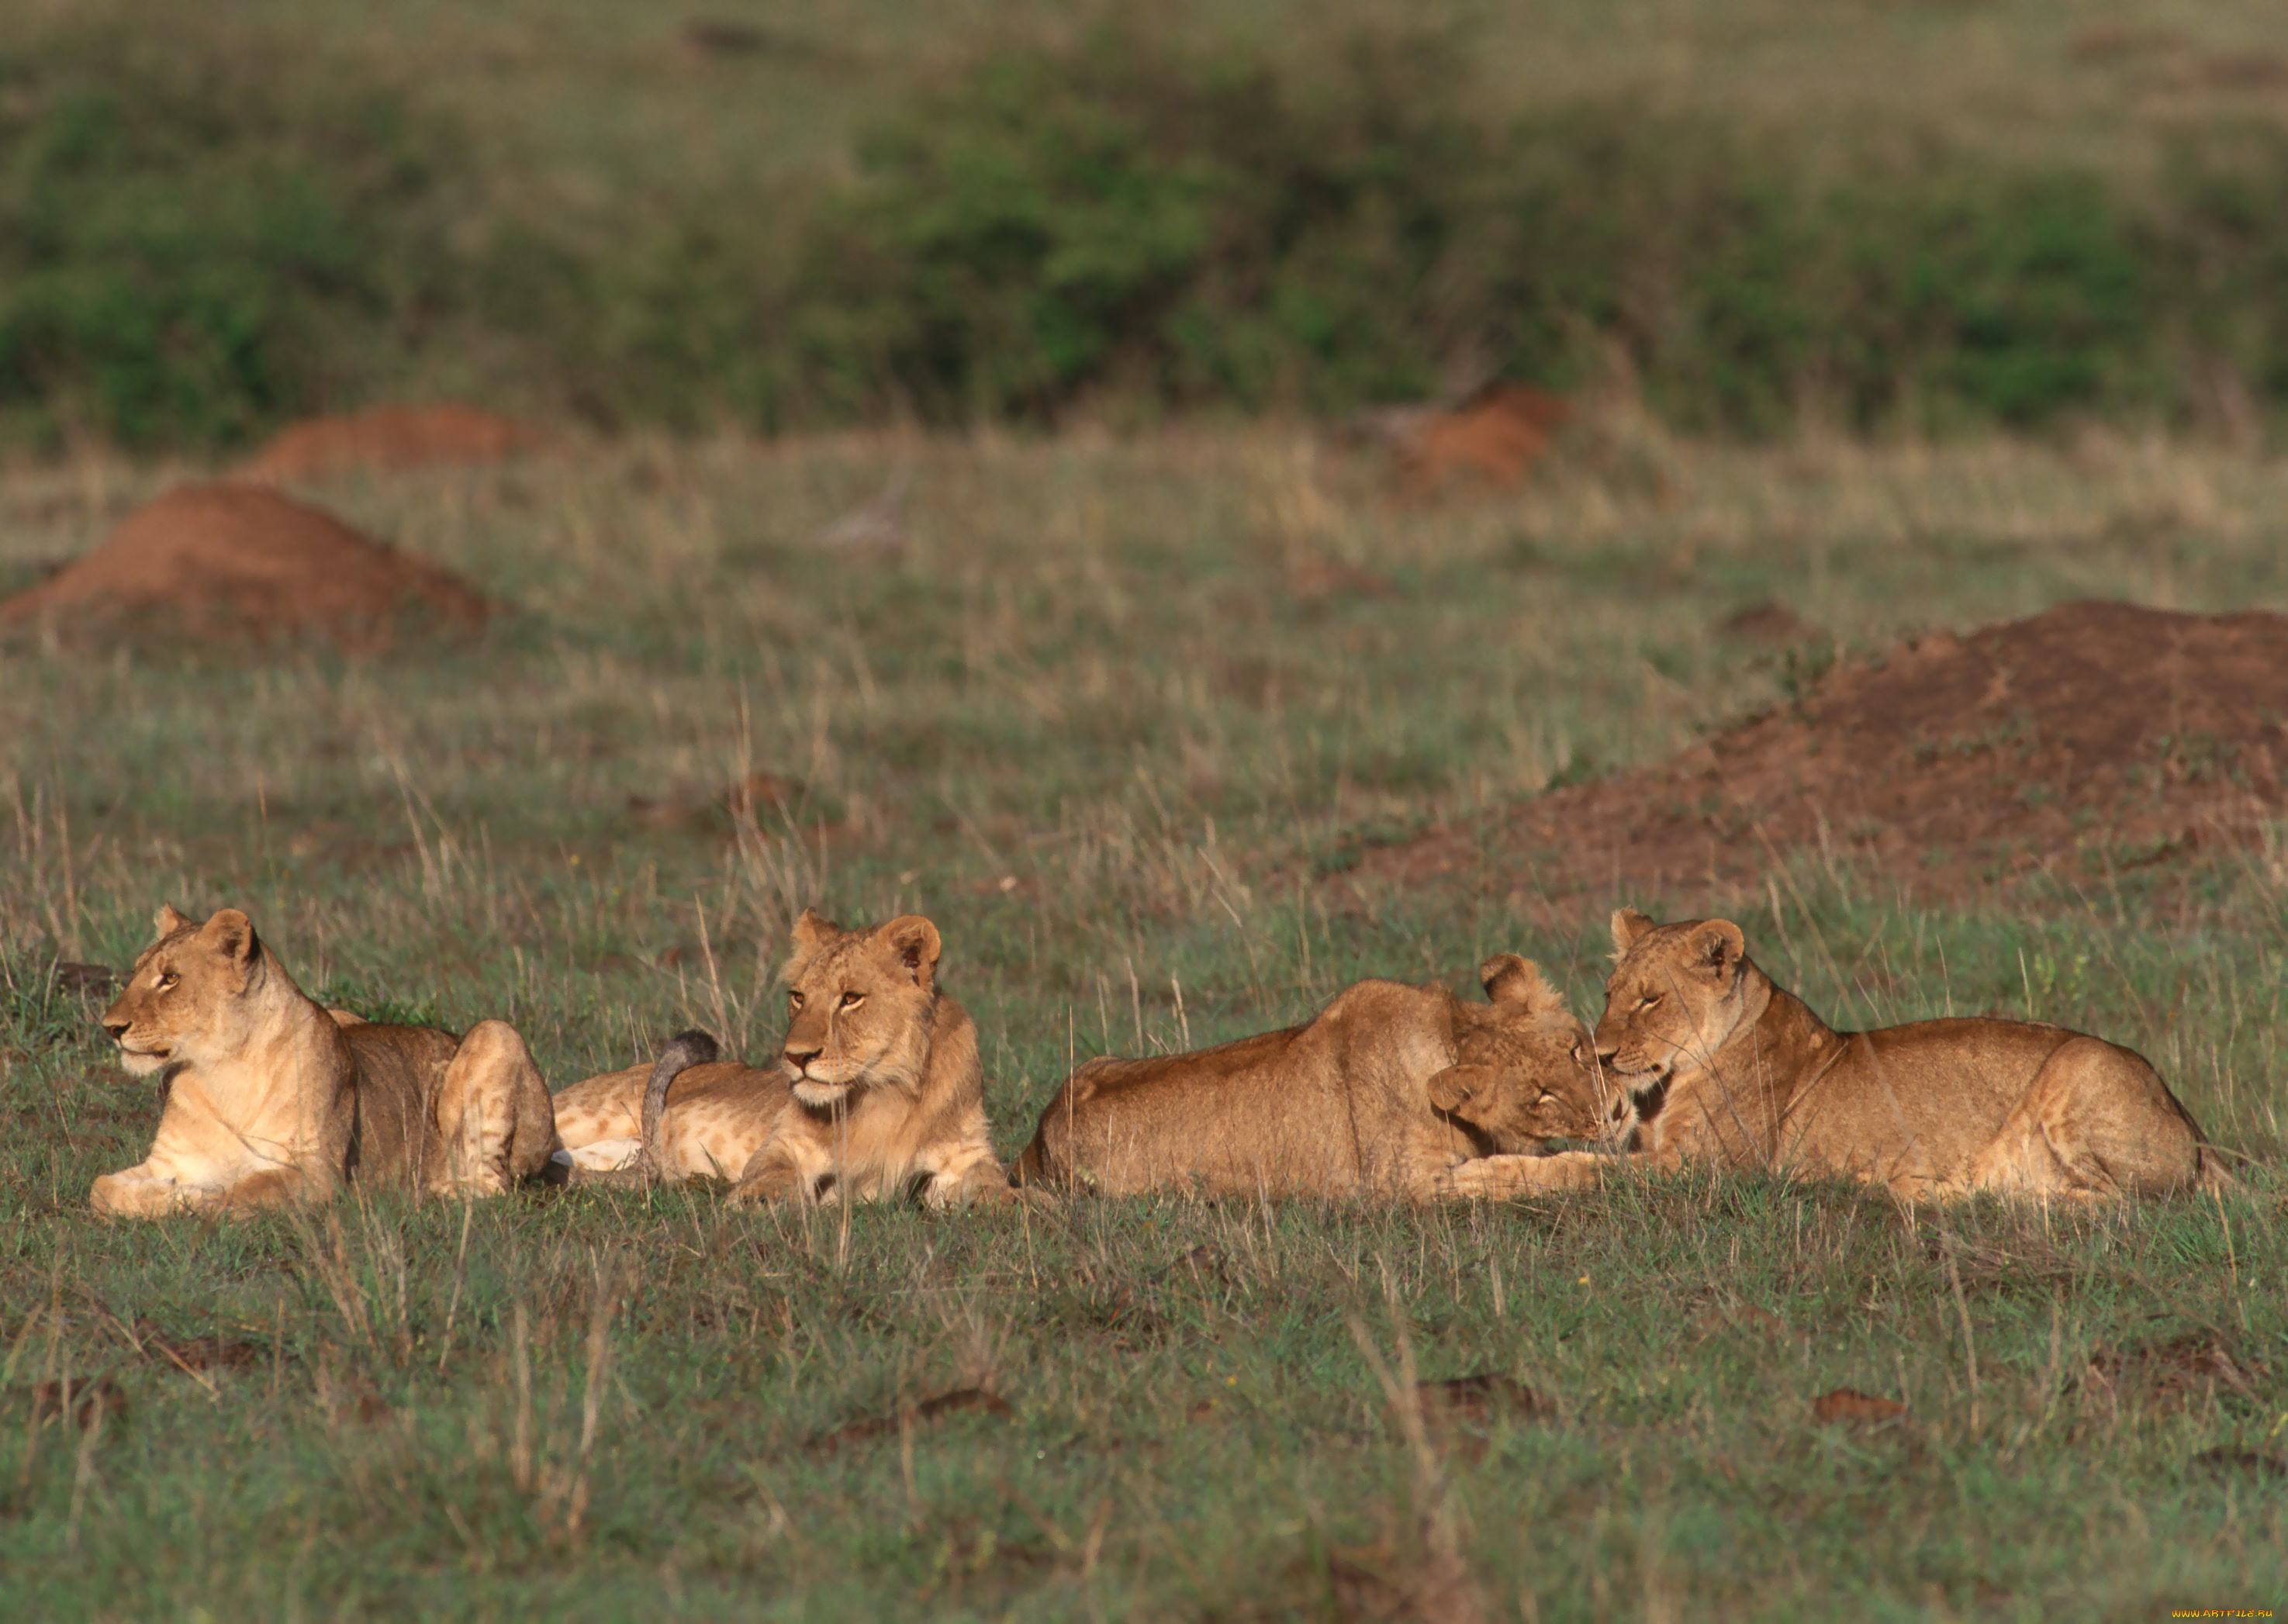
[925,1153,1018,1208]
[1434,1149,1616,1200]
[213,1167,315,1214]
[729,1133,824,1207]
[913,1114,1014,1208]
[93,1164,309,1218]
[432,1020,558,1196]
[92,1166,194,1218]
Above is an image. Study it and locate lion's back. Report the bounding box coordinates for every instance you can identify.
[1018,980,1456,1194]
[345,1023,460,1183]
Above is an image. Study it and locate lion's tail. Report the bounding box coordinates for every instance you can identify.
[638,1029,720,1181]
[2195,1144,2238,1194]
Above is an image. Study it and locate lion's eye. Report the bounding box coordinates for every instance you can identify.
[157,973,178,991]
[1636,993,1658,1011]
[838,990,864,1009]
[788,992,804,1010]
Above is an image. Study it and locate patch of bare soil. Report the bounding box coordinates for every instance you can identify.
[1410,1373,1554,1428]
[1810,1388,1906,1425]
[1342,383,1571,491]
[629,769,806,832]
[2080,1332,2266,1415]
[1362,600,2288,906]
[0,482,495,653]
[807,1387,1012,1454]
[134,1321,261,1377]
[237,403,545,484]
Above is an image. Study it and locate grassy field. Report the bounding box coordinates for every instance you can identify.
[0,422,2283,1617]
[203,0,2288,191]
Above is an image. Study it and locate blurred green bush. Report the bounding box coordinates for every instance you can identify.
[3,17,2284,447]
[0,18,461,447]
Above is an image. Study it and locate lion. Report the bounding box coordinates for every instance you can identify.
[1013,955,1614,1200]
[93,905,557,1217]
[550,1031,790,1183]
[1473,909,2230,1201]
[724,910,1009,1208]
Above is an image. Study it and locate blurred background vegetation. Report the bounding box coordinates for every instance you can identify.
[4,0,2287,449]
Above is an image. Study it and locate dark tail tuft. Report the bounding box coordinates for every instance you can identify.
[639,1029,720,1180]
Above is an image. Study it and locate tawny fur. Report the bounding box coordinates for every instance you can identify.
[728,910,1007,1208]
[92,905,556,1218]
[551,1038,790,1183]
[1488,909,2228,1201]
[1014,955,1612,1201]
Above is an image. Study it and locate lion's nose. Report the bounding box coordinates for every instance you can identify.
[1594,1042,1620,1066]
[102,1019,130,1042]
[783,1045,821,1070]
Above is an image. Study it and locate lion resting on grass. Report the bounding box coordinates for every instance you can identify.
[550,911,1004,1206]
[1013,955,1613,1200]
[93,906,557,1217]
[551,1031,788,1183]
[702,910,1010,1207]
[1484,909,2229,1201]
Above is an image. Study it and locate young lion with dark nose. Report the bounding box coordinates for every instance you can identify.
[725,909,1010,1208]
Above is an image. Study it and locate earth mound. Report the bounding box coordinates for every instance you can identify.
[0,483,495,652]
[1367,600,2288,904]
[238,404,544,484]
[1342,383,1571,489]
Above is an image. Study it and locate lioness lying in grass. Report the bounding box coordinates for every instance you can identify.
[1471,909,2230,1201]
[555,910,1009,1206]
[1014,955,1613,1200]
[95,906,557,1216]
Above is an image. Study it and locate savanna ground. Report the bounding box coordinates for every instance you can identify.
[2,416,2284,1619]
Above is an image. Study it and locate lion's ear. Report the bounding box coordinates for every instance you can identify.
[792,908,837,952]
[1426,1063,1498,1118]
[874,915,942,988]
[1481,954,1566,1016]
[199,907,258,968]
[154,903,193,938]
[1609,907,1657,959]
[1690,919,1747,983]
[783,907,836,979]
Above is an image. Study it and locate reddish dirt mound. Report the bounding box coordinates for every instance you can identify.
[1342,383,1571,490]
[1365,600,2288,905]
[1398,383,1570,488]
[238,404,544,484]
[0,482,494,652]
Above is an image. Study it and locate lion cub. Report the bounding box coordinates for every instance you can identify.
[94,906,557,1216]
[1015,955,1612,1200]
[725,910,1008,1208]
[1496,909,2228,1201]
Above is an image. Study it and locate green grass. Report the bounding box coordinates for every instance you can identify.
[1,426,2283,1616]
